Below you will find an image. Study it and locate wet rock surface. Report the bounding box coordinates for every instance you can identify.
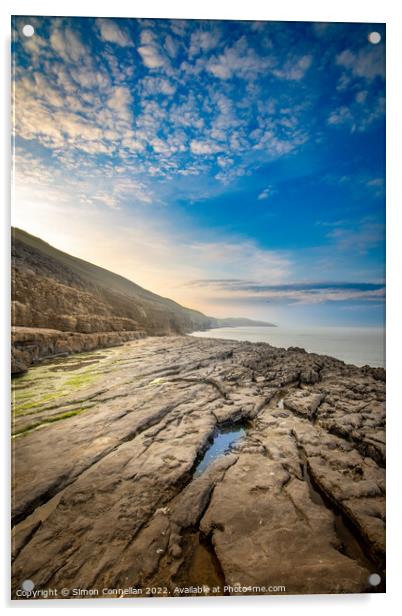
[11,336,385,597]
[11,326,146,374]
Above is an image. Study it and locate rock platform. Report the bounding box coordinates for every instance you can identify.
[11,336,385,597]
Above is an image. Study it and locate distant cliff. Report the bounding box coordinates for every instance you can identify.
[11,228,274,372]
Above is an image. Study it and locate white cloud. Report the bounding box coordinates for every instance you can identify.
[257,187,274,200]
[252,128,307,157]
[150,137,173,155]
[189,29,221,57]
[217,156,234,168]
[185,279,385,306]
[273,54,313,81]
[20,30,48,64]
[367,178,384,188]
[336,47,385,81]
[138,28,166,69]
[356,90,368,104]
[326,220,385,255]
[164,35,179,58]
[328,95,385,132]
[328,106,353,126]
[107,86,133,123]
[141,77,176,96]
[206,36,271,80]
[96,18,133,47]
[138,45,166,68]
[121,131,145,153]
[186,239,291,285]
[14,148,153,215]
[190,140,223,155]
[366,177,385,199]
[50,27,87,63]
[140,29,155,45]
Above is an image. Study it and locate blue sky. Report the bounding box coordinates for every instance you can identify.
[12,16,385,326]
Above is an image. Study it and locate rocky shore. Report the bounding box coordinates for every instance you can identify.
[12,336,385,597]
[11,326,146,375]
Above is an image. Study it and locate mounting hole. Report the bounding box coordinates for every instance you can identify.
[22,579,35,592]
[368,573,381,586]
[368,31,381,45]
[22,24,35,38]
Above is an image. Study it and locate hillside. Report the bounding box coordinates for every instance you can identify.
[12,228,216,336]
[11,228,274,372]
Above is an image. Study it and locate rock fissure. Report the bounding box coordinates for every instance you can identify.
[291,430,383,573]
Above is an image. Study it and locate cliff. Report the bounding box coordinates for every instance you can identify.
[11,228,273,373]
[12,228,216,335]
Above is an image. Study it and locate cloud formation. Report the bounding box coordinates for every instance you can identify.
[11,17,385,325]
[13,17,385,202]
[185,279,385,305]
[336,47,385,81]
[257,186,275,200]
[12,16,328,191]
[96,18,133,47]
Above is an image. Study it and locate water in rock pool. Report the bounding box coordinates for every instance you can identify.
[193,423,247,477]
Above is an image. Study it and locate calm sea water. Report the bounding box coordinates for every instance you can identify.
[191,326,385,368]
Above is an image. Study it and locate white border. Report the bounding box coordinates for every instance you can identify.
[0,0,392,21]
[2,1,401,614]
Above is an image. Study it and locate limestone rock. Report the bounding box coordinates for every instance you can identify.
[11,336,385,597]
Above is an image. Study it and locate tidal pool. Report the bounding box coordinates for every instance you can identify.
[193,423,247,477]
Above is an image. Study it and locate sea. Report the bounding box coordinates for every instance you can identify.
[191,326,385,368]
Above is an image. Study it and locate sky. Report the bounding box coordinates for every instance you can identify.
[11,16,385,327]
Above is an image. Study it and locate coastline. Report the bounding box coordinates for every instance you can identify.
[12,323,385,377]
[12,335,385,596]
[191,325,385,369]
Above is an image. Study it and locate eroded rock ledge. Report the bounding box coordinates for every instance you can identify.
[11,326,146,375]
[11,336,385,597]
